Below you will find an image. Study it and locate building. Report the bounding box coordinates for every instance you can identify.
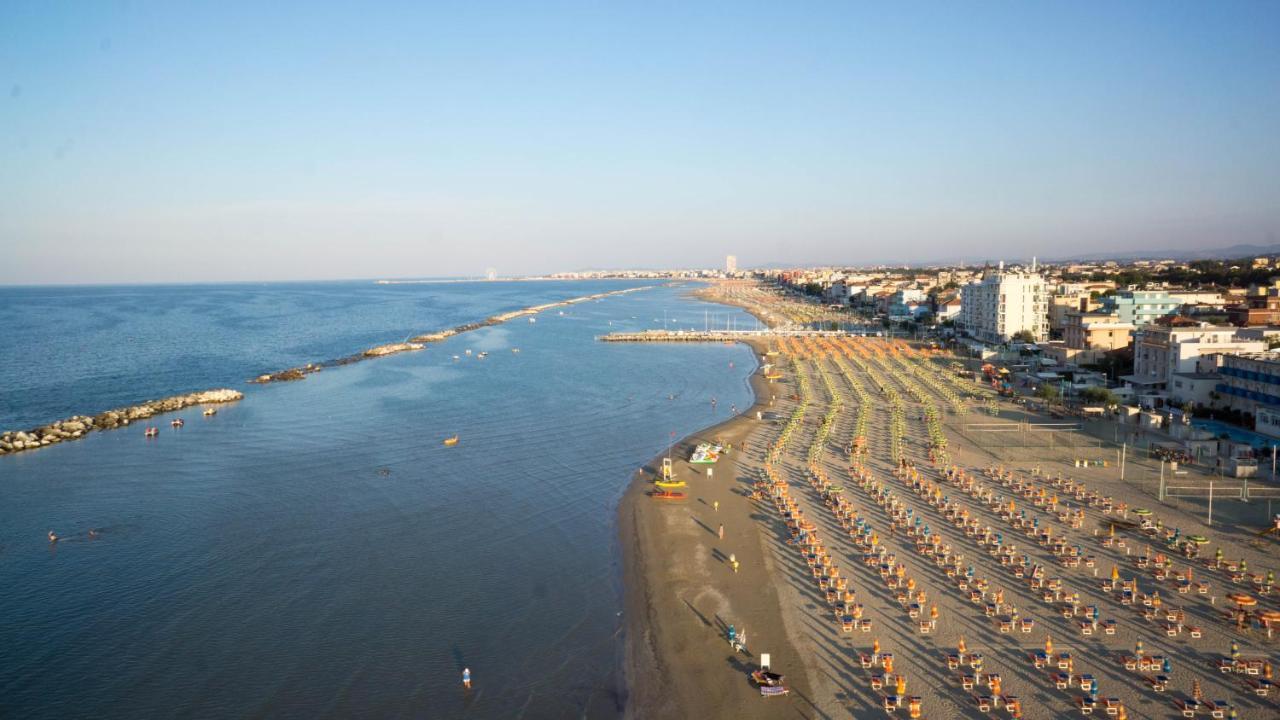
[1100,290,1184,327]
[959,264,1048,344]
[1216,352,1280,425]
[1061,311,1133,364]
[888,288,927,319]
[1227,279,1280,326]
[1128,324,1266,390]
[725,255,737,274]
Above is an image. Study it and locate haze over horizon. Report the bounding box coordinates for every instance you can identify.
[3,2,1279,284]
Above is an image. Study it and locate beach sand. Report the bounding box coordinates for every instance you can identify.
[619,338,817,718]
[620,283,1279,719]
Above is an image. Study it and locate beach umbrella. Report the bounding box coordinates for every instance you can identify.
[1227,593,1257,608]
[1111,565,1120,582]
[1044,636,1053,655]
[1133,508,1152,517]
[1187,535,1209,545]
[1135,639,1144,657]
[1257,610,1280,623]
[1231,641,1240,660]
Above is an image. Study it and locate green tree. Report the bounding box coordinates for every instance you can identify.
[1080,386,1117,406]
[1011,329,1036,344]
[1035,384,1061,401]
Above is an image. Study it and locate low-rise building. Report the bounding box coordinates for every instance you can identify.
[1062,311,1133,364]
[1101,290,1184,327]
[1216,352,1280,422]
[1128,323,1266,390]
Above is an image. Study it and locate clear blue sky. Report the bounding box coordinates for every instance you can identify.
[3,1,1279,282]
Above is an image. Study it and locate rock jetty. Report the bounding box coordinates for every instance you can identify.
[0,388,243,456]
[251,285,655,384]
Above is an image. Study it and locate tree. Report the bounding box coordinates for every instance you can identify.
[1012,329,1036,344]
[1080,386,1117,406]
[1035,384,1061,402]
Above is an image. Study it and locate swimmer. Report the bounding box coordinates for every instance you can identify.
[48,530,58,543]
[88,529,99,539]
[462,667,471,689]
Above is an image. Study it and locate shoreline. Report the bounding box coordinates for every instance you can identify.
[618,289,814,717]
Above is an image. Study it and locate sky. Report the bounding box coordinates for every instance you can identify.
[2,1,1279,283]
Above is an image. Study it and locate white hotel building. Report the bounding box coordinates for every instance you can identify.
[959,264,1048,344]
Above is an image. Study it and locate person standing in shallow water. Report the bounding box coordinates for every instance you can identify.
[462,667,471,689]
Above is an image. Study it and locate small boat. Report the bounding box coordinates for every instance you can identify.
[655,480,687,490]
[170,418,185,428]
[477,352,488,359]
[558,310,564,316]
[465,349,472,355]
[511,348,520,354]
[528,317,536,323]
[144,427,159,437]
[452,355,460,361]
[443,435,459,447]
[202,408,217,416]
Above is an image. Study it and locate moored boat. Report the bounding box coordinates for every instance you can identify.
[443,435,459,446]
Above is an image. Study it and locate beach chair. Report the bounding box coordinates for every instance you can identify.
[1180,699,1198,717]
[1210,700,1228,718]
[860,653,873,669]
[1104,698,1120,715]
[870,673,884,691]
[859,619,873,632]
[945,653,960,670]
[883,695,901,712]
[1078,697,1095,714]
[1020,618,1035,633]
[1151,675,1169,692]
[1103,620,1117,635]
[1053,673,1070,690]
[1188,626,1202,638]
[975,695,992,712]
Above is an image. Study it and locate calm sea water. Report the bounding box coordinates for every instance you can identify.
[0,281,757,719]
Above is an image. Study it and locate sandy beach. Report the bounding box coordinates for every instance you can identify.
[619,282,1280,719]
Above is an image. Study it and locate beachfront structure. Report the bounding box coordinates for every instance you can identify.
[725,255,737,274]
[1099,290,1183,327]
[1128,324,1266,390]
[959,265,1048,344]
[1215,352,1280,418]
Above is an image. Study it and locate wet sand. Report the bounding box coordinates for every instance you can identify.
[619,337,819,718]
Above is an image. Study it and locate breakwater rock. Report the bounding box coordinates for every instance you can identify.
[0,389,243,456]
[251,284,657,384]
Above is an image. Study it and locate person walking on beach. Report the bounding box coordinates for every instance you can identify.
[462,667,471,689]
[718,523,725,540]
[713,500,719,512]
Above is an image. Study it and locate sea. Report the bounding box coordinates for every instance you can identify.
[0,280,758,719]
